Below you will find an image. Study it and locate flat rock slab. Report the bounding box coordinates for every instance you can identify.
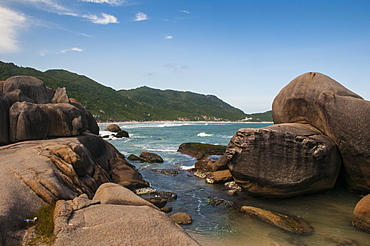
[54,204,200,246]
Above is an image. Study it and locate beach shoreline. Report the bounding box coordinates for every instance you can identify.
[97,120,274,124]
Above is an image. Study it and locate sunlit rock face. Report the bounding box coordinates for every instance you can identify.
[272,72,370,193]
[226,123,341,198]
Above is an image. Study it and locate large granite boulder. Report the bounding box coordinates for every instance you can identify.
[9,102,89,142]
[9,101,49,142]
[3,75,54,104]
[0,134,150,244]
[2,76,99,144]
[110,159,150,189]
[226,123,341,198]
[353,194,370,233]
[69,98,99,135]
[272,72,370,193]
[0,91,11,145]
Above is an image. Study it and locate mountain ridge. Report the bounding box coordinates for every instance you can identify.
[0,61,272,122]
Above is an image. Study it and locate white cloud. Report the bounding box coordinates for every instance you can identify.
[21,0,74,15]
[83,13,118,24]
[0,6,26,54]
[80,0,126,6]
[165,35,174,39]
[60,47,84,53]
[180,10,190,14]
[135,12,148,21]
[13,0,119,24]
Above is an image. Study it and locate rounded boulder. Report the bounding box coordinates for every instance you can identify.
[226,123,341,198]
[272,72,370,193]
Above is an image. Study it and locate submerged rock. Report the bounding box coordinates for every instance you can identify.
[353,194,370,233]
[207,197,235,208]
[226,123,341,198]
[273,72,370,193]
[151,169,179,176]
[240,206,314,235]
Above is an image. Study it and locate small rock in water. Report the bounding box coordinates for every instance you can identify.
[135,187,157,195]
[140,152,164,163]
[104,124,121,132]
[128,154,146,162]
[154,191,177,201]
[170,212,193,225]
[207,197,235,208]
[161,206,173,213]
[115,130,129,138]
[226,190,237,196]
[151,169,179,176]
[145,197,167,208]
[224,181,242,191]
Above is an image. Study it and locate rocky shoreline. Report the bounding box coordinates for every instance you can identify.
[1,73,370,245]
[0,75,199,245]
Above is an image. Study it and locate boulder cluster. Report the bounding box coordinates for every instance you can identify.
[0,75,196,245]
[223,72,370,233]
[226,72,370,197]
[0,75,99,145]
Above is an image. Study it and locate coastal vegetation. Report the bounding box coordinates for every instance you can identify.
[28,205,56,245]
[0,61,271,122]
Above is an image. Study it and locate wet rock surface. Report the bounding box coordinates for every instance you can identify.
[240,206,314,235]
[353,194,370,233]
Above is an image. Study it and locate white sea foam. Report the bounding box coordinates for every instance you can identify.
[180,165,195,170]
[145,148,177,152]
[197,132,213,137]
[99,130,112,136]
[158,123,185,127]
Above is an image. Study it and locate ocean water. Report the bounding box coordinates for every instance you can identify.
[99,122,370,246]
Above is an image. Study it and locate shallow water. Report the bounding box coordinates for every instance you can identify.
[99,122,370,246]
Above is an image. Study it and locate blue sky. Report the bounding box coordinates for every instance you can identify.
[1,0,369,113]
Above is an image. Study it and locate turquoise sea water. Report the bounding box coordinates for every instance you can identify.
[99,122,370,246]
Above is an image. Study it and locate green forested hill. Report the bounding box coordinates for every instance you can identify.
[118,86,246,121]
[247,110,273,122]
[0,61,269,121]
